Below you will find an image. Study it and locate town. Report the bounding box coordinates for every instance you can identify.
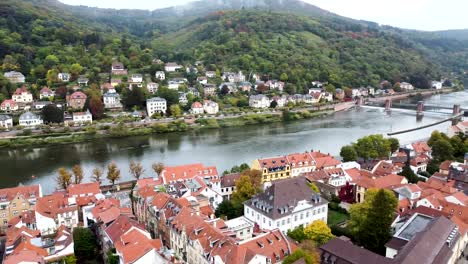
[1,129,468,263]
[0,61,452,138]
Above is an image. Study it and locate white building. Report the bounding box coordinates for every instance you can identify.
[103,92,122,109]
[432,81,443,89]
[244,177,328,233]
[0,115,13,129]
[224,216,254,241]
[147,82,159,94]
[155,71,165,80]
[19,112,43,127]
[58,73,70,82]
[205,71,216,78]
[203,100,219,115]
[287,152,316,177]
[4,71,25,83]
[164,62,182,72]
[400,82,414,90]
[73,111,93,124]
[35,194,79,235]
[130,74,143,83]
[178,92,188,105]
[147,97,167,117]
[12,87,33,103]
[190,102,204,115]
[249,95,270,108]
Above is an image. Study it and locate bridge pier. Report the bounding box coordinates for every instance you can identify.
[357,97,364,107]
[385,99,392,112]
[416,101,424,120]
[452,104,461,126]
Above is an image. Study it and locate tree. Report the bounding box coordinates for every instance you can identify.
[338,182,355,203]
[56,167,72,189]
[89,96,104,119]
[220,85,230,95]
[388,137,400,153]
[170,104,182,117]
[215,200,243,219]
[92,167,103,183]
[73,227,98,261]
[430,137,454,162]
[70,63,83,79]
[71,164,84,184]
[107,162,121,185]
[304,220,334,245]
[287,225,307,242]
[129,161,144,180]
[231,175,258,203]
[353,134,391,160]
[348,188,398,254]
[340,145,357,162]
[282,248,318,264]
[325,83,336,95]
[399,165,419,183]
[309,183,320,193]
[280,73,289,82]
[256,83,268,93]
[41,104,64,123]
[152,162,164,176]
[270,100,278,108]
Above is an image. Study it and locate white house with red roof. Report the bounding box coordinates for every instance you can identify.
[191,101,204,115]
[448,121,468,137]
[0,99,18,112]
[160,163,219,184]
[12,87,33,103]
[287,152,316,177]
[203,100,219,114]
[34,193,79,235]
[39,87,55,100]
[72,110,93,124]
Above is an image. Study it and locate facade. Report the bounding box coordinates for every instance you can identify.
[287,152,316,177]
[35,193,79,235]
[191,102,204,115]
[203,84,217,96]
[203,100,219,114]
[244,177,328,233]
[432,81,443,89]
[400,82,414,90]
[252,156,291,183]
[155,71,165,80]
[67,91,87,110]
[249,95,270,108]
[0,185,41,233]
[58,72,70,82]
[0,100,18,112]
[146,97,167,117]
[146,82,159,94]
[130,74,143,83]
[4,71,25,83]
[19,112,43,127]
[12,87,33,103]
[72,111,93,124]
[0,114,13,128]
[224,216,254,241]
[164,62,182,72]
[111,62,127,75]
[103,92,122,109]
[39,87,55,100]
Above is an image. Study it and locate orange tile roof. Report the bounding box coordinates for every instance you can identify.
[287,152,315,168]
[345,168,361,182]
[200,205,214,217]
[0,185,41,202]
[315,156,341,170]
[4,250,45,264]
[161,163,218,183]
[6,226,40,247]
[67,182,100,197]
[35,192,77,218]
[12,240,48,257]
[114,229,161,264]
[136,177,163,188]
[104,215,146,243]
[412,142,431,154]
[151,192,171,208]
[372,161,399,176]
[439,160,453,171]
[258,156,289,170]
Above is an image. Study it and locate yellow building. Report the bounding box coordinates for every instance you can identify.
[252,156,291,183]
[0,185,41,233]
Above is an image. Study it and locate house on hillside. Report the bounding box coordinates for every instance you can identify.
[0,100,18,112]
[12,87,33,103]
[155,71,165,80]
[58,72,70,82]
[191,102,204,115]
[164,62,182,72]
[39,87,55,100]
[66,91,87,110]
[249,95,270,108]
[203,100,219,114]
[4,71,25,83]
[147,97,167,117]
[111,62,127,75]
[19,112,43,127]
[0,115,13,128]
[72,111,93,124]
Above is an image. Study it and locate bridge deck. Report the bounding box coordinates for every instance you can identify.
[387,113,464,136]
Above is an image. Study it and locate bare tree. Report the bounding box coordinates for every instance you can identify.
[91,167,103,184]
[107,162,121,185]
[56,167,72,190]
[152,162,165,176]
[129,161,145,180]
[72,164,84,184]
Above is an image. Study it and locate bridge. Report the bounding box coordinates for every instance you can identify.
[356,97,467,135]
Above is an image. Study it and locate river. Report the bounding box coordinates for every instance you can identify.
[2,91,467,194]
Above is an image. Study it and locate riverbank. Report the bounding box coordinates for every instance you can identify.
[0,108,335,149]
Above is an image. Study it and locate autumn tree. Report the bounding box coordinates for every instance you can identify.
[107,162,121,185]
[56,167,72,189]
[170,104,182,117]
[91,168,103,184]
[71,164,84,184]
[304,220,334,245]
[89,96,104,119]
[231,175,258,203]
[309,183,320,193]
[348,188,398,254]
[129,161,144,180]
[152,162,164,176]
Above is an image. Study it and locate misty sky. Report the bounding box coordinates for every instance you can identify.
[58,0,468,31]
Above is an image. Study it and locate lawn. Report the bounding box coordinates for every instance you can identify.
[328,209,349,226]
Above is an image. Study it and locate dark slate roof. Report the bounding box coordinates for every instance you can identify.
[0,115,12,121]
[244,177,327,220]
[221,173,241,188]
[394,216,459,264]
[320,238,393,264]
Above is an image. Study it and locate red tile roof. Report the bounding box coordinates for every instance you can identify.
[0,185,41,202]
[35,192,77,218]
[372,161,399,176]
[439,160,453,171]
[287,152,315,168]
[161,163,218,183]
[104,215,146,243]
[114,228,161,264]
[4,250,45,264]
[314,155,341,170]
[258,156,289,170]
[92,199,122,224]
[6,226,40,247]
[67,182,100,197]
[191,102,203,108]
[69,91,87,100]
[1,99,17,108]
[13,87,29,95]
[136,177,163,188]
[39,86,52,94]
[412,142,431,154]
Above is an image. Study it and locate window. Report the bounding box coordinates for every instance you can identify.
[300,213,303,220]
[306,211,309,218]
[246,208,249,214]
[287,218,290,224]
[13,210,18,215]
[12,203,16,208]
[282,219,285,225]
[294,215,297,222]
[269,220,271,226]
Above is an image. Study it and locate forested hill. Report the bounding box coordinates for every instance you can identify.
[0,0,466,92]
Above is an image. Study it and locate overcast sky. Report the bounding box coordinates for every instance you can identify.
[59,0,468,31]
